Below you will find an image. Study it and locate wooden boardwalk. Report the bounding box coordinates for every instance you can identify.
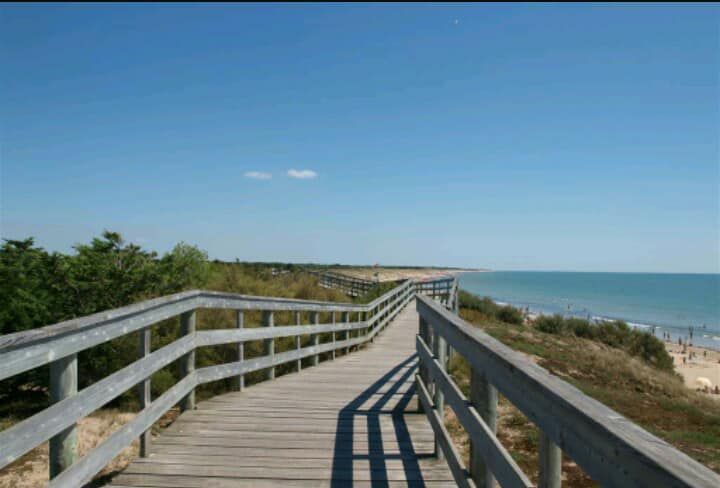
[109,301,456,487]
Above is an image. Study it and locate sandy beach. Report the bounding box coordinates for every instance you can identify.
[330,267,486,282]
[666,342,720,396]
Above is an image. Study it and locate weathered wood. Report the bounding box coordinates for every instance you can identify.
[0,335,194,471]
[262,311,275,380]
[52,374,197,488]
[416,336,531,488]
[470,367,498,488]
[310,311,320,366]
[179,311,196,412]
[432,326,447,461]
[417,294,720,488]
[0,278,452,486]
[0,281,420,383]
[138,327,152,457]
[236,311,244,391]
[294,311,302,372]
[49,353,78,479]
[111,304,453,488]
[195,320,368,347]
[0,292,201,382]
[342,311,350,354]
[416,374,473,488]
[539,431,562,488]
[331,312,336,360]
[195,335,366,385]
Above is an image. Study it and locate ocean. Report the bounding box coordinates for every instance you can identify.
[458,271,720,350]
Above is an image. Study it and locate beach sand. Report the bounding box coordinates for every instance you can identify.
[666,342,720,397]
[330,267,484,282]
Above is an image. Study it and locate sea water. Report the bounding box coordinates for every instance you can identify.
[458,271,720,350]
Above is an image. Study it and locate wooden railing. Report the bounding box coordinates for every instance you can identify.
[415,294,720,488]
[311,270,379,296]
[0,277,455,487]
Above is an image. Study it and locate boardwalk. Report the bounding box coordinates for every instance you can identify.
[109,302,456,487]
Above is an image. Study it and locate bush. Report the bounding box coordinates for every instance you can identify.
[0,231,211,399]
[459,290,524,325]
[497,305,524,325]
[533,313,673,373]
[457,290,674,373]
[535,315,566,334]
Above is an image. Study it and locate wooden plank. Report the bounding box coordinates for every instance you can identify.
[51,374,197,488]
[470,364,499,488]
[236,310,244,391]
[0,280,418,381]
[417,294,720,488]
[178,311,196,412]
[138,327,151,457]
[0,334,194,470]
[111,475,457,488]
[49,353,78,478]
[417,336,533,488]
[120,463,454,481]
[539,431,562,488]
[195,320,369,347]
[262,310,275,380]
[416,374,474,488]
[0,292,201,381]
[106,303,454,488]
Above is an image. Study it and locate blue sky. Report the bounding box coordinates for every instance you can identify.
[1,4,718,273]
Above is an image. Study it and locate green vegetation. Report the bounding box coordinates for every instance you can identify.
[458,290,524,324]
[354,281,399,303]
[533,313,674,372]
[446,291,720,484]
[0,231,353,422]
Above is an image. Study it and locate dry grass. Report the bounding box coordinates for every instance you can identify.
[0,410,138,488]
[441,307,720,486]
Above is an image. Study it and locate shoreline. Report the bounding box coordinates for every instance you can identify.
[485,298,720,352]
[665,341,720,396]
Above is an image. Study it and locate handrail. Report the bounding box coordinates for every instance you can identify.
[0,283,415,382]
[415,294,720,488]
[310,270,380,296]
[0,275,456,487]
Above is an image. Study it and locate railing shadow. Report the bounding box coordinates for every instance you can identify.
[331,353,428,487]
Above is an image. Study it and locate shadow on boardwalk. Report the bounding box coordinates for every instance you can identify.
[331,353,429,487]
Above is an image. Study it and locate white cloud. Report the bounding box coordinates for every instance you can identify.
[287,169,318,180]
[244,171,272,180]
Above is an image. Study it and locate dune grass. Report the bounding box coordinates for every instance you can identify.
[444,303,720,486]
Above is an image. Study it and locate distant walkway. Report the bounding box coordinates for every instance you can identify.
[109,302,455,487]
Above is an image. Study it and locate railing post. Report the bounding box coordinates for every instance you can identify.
[295,311,302,372]
[179,310,196,412]
[418,316,429,413]
[138,327,151,457]
[343,311,350,354]
[236,311,244,391]
[311,311,320,366]
[49,354,78,478]
[331,312,337,360]
[263,311,275,380]
[539,431,562,488]
[360,310,367,344]
[432,326,447,460]
[470,368,498,487]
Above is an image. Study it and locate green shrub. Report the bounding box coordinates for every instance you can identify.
[535,314,566,334]
[497,305,524,325]
[459,290,524,324]
[457,290,674,373]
